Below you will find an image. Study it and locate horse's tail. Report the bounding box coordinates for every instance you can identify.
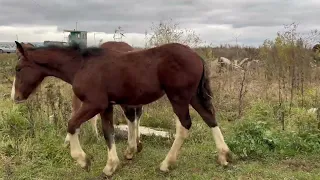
[196,57,214,113]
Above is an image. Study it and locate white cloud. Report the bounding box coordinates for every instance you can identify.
[0,25,147,47]
[0,0,319,48]
[1,0,320,48]
[0,25,64,42]
[1,22,319,48]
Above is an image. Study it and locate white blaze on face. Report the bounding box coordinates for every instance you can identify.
[11,56,21,101]
[11,77,16,101]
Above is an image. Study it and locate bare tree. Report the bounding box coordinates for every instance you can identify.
[144,19,202,48]
[113,26,125,42]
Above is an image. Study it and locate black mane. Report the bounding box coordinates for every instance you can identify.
[28,42,104,57]
[28,42,81,51]
[80,46,104,57]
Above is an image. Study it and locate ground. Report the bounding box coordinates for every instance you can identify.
[1,119,320,180]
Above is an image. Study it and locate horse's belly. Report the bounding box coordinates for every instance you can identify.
[111,88,165,106]
[108,70,164,105]
[130,90,165,105]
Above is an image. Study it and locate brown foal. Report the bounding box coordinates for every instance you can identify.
[12,41,231,177]
[12,41,143,160]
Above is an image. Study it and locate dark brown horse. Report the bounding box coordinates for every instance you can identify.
[12,41,144,159]
[12,41,231,177]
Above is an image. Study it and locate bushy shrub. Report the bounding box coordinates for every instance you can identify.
[286,107,319,133]
[226,120,277,160]
[226,100,320,160]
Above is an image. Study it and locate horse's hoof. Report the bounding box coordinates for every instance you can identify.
[103,158,120,176]
[98,173,112,180]
[217,150,232,167]
[216,157,228,167]
[137,142,143,153]
[124,146,136,160]
[124,151,134,160]
[159,161,170,173]
[86,173,112,180]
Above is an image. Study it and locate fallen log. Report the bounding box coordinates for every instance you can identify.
[114,124,170,139]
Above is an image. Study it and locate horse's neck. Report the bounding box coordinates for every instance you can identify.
[40,54,82,84]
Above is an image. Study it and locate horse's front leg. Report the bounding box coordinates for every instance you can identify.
[67,102,101,171]
[64,94,82,147]
[100,105,120,177]
[64,95,100,147]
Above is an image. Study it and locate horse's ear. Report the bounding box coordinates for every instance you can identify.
[15,41,25,56]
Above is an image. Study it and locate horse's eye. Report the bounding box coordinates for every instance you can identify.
[15,66,21,72]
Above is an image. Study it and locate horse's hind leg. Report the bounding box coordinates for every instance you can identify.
[190,95,230,166]
[160,101,191,172]
[135,107,142,152]
[100,106,120,176]
[121,106,143,160]
[89,115,99,138]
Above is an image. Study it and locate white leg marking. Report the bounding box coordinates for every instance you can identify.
[124,115,137,159]
[11,77,16,101]
[160,117,188,172]
[136,107,142,142]
[136,107,143,142]
[103,139,120,176]
[69,129,88,168]
[212,126,230,166]
[90,115,99,137]
[135,116,141,143]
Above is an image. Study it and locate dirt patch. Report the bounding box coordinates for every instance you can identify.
[282,159,320,172]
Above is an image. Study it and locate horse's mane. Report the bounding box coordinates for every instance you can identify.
[28,42,81,51]
[26,42,104,60]
[80,47,104,57]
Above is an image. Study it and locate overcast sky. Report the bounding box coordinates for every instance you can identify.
[0,0,319,47]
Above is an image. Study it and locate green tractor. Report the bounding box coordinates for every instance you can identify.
[64,29,87,48]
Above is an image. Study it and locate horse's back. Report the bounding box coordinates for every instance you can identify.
[120,43,204,98]
[100,41,134,52]
[154,43,204,89]
[113,43,204,88]
[78,43,204,105]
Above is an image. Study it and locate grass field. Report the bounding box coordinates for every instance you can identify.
[1,41,320,180]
